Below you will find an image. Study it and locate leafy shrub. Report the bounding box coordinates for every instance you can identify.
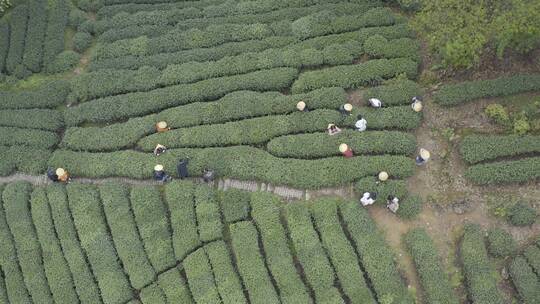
[0,145,51,176]
[292,7,396,40]
[291,58,418,93]
[5,5,28,75]
[218,188,250,223]
[363,35,420,61]
[363,78,422,106]
[69,9,87,28]
[404,228,459,304]
[339,200,414,304]
[157,268,192,304]
[396,195,423,219]
[434,74,540,106]
[29,187,79,304]
[45,184,101,303]
[12,64,31,79]
[194,185,222,242]
[485,104,509,125]
[44,0,69,71]
[76,0,104,12]
[130,186,176,272]
[486,227,516,257]
[46,51,80,73]
[460,223,505,304]
[0,126,58,148]
[65,68,298,125]
[523,246,540,275]
[2,182,53,304]
[137,108,420,151]
[251,192,312,303]
[78,19,95,33]
[508,202,537,226]
[139,283,166,304]
[268,130,416,159]
[509,257,540,304]
[66,184,133,303]
[204,241,247,304]
[460,134,540,164]
[0,80,70,109]
[513,118,531,135]
[0,20,8,72]
[22,0,47,73]
[49,146,415,189]
[163,181,200,261]
[311,198,376,303]
[285,203,342,302]
[0,109,63,131]
[98,183,156,289]
[464,157,540,185]
[72,32,92,53]
[230,221,280,304]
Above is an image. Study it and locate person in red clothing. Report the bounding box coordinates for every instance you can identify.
[339,143,354,158]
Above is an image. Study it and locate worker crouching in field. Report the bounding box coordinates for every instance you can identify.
[416,148,431,166]
[154,164,172,182]
[355,114,367,131]
[387,195,400,213]
[154,144,167,156]
[339,143,354,158]
[339,103,353,116]
[47,167,70,183]
[202,168,215,183]
[411,96,423,112]
[177,159,189,179]
[327,123,341,135]
[360,192,377,206]
[296,101,309,112]
[156,121,170,132]
[368,98,382,108]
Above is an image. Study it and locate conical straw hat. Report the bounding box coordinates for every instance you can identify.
[154,164,164,171]
[157,121,167,129]
[296,101,306,111]
[339,143,348,153]
[344,103,353,112]
[328,123,335,129]
[155,144,165,149]
[420,148,430,160]
[412,101,423,112]
[56,168,65,176]
[378,171,389,181]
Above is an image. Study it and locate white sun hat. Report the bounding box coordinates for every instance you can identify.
[378,171,389,181]
[56,168,65,176]
[412,101,423,112]
[344,103,353,112]
[156,121,168,129]
[339,143,349,153]
[154,164,164,171]
[420,148,431,160]
[296,101,306,111]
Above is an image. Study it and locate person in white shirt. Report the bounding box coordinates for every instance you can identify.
[355,114,367,131]
[360,192,377,206]
[368,98,382,108]
[387,195,400,213]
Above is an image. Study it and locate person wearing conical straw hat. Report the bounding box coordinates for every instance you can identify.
[154,144,167,156]
[386,195,400,213]
[360,192,377,206]
[156,121,170,132]
[368,98,382,108]
[339,143,353,158]
[416,148,431,165]
[327,123,341,135]
[355,114,367,132]
[296,101,309,112]
[378,171,389,182]
[154,164,171,182]
[56,168,70,183]
[339,103,353,116]
[411,96,423,112]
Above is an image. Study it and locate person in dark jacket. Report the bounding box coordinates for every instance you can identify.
[177,159,189,179]
[47,168,59,182]
[202,168,215,183]
[154,164,171,182]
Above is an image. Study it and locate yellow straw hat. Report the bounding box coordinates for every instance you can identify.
[154,164,164,171]
[378,171,389,181]
[328,123,335,129]
[155,144,165,149]
[339,143,349,153]
[420,148,431,160]
[157,121,168,129]
[344,103,353,112]
[412,101,423,112]
[56,168,65,176]
[296,101,306,111]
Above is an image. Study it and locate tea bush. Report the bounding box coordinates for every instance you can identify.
[157,268,193,304]
[0,20,8,72]
[354,176,408,204]
[523,246,540,275]
[0,80,70,109]
[464,157,540,184]
[218,188,250,223]
[509,257,540,304]
[486,227,516,257]
[5,5,28,75]
[194,184,222,242]
[362,78,422,106]
[22,0,47,73]
[43,0,69,71]
[0,127,58,149]
[139,283,166,304]
[508,202,537,227]
[183,248,221,303]
[460,134,540,164]
[396,195,423,219]
[0,109,63,131]
[73,32,93,53]
[46,51,80,74]
[0,146,51,176]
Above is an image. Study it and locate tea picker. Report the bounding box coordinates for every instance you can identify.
[177,158,189,179]
[416,148,431,165]
[327,123,341,135]
[386,195,400,213]
[296,101,309,112]
[368,98,382,108]
[47,167,70,183]
[360,192,377,206]
[154,164,172,182]
[202,168,215,183]
[411,96,423,112]
[154,144,167,156]
[339,143,354,158]
[339,103,353,116]
[156,121,170,132]
[355,114,367,131]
